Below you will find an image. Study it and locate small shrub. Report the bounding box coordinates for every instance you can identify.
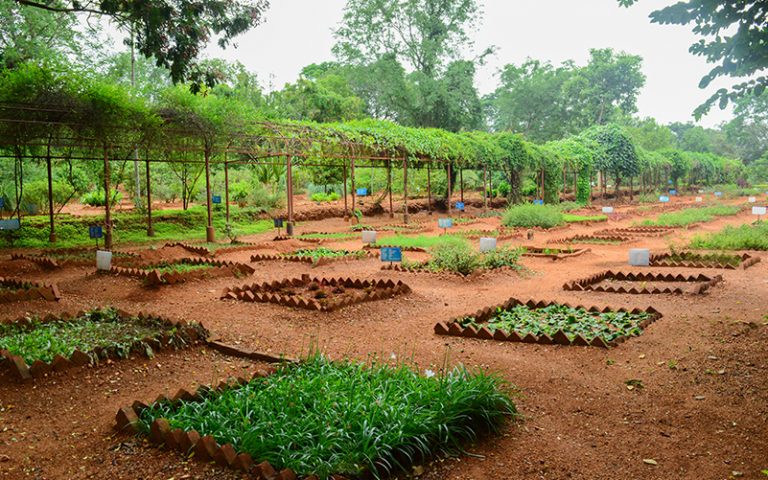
[556,201,585,212]
[310,192,341,203]
[429,241,480,276]
[481,246,522,270]
[501,203,564,228]
[80,189,122,207]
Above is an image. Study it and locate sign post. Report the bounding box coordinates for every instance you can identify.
[380,247,402,266]
[89,225,103,250]
[438,218,453,235]
[212,195,222,205]
[356,188,368,197]
[455,201,465,216]
[659,195,670,203]
[753,206,767,223]
[273,217,284,236]
[533,199,544,205]
[0,198,4,219]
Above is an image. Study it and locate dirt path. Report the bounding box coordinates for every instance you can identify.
[1,197,766,480]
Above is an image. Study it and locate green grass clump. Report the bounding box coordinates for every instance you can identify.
[458,304,651,343]
[147,262,215,275]
[137,355,517,479]
[556,201,586,212]
[0,308,167,364]
[501,204,564,229]
[640,205,741,227]
[401,241,522,276]
[376,234,464,249]
[689,222,768,250]
[310,192,341,202]
[297,232,358,240]
[286,248,366,262]
[563,213,608,223]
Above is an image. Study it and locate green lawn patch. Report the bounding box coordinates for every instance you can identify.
[501,204,564,228]
[689,222,768,250]
[639,205,741,227]
[297,232,358,240]
[137,355,517,479]
[375,234,464,249]
[563,213,608,223]
[284,248,367,263]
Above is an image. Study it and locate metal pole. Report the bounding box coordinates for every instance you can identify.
[46,154,55,243]
[224,153,230,225]
[130,26,141,210]
[388,161,394,218]
[427,163,432,215]
[145,156,154,236]
[483,164,487,213]
[204,148,215,242]
[460,168,464,203]
[286,154,294,231]
[103,145,112,250]
[342,159,348,220]
[402,158,409,224]
[350,159,356,222]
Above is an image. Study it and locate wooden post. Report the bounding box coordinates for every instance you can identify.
[402,158,409,224]
[286,155,294,230]
[483,164,488,213]
[459,168,464,203]
[387,161,394,218]
[342,159,348,220]
[350,159,357,223]
[204,149,215,242]
[103,145,112,250]
[427,163,433,215]
[447,162,452,215]
[145,156,154,236]
[488,169,493,206]
[46,154,55,243]
[224,153,230,225]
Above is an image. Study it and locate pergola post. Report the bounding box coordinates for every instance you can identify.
[459,168,464,203]
[224,153,230,226]
[145,156,154,236]
[483,164,488,213]
[350,159,357,223]
[427,162,433,215]
[447,162,452,216]
[402,158,409,224]
[103,145,112,250]
[46,154,55,243]
[286,154,294,231]
[204,149,215,242]
[387,161,394,218]
[342,159,349,220]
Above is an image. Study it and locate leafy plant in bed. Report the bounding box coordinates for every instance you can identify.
[285,247,367,263]
[435,298,662,348]
[388,242,523,276]
[0,307,207,380]
[130,355,517,479]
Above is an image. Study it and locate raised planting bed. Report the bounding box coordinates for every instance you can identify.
[452,229,521,240]
[109,258,255,286]
[649,251,760,269]
[116,355,517,480]
[0,307,207,381]
[563,270,723,295]
[595,226,679,237]
[164,242,264,257]
[547,234,632,245]
[251,248,373,267]
[11,249,140,269]
[221,274,411,311]
[434,298,662,348]
[296,232,359,242]
[0,277,60,303]
[521,246,590,260]
[352,222,428,233]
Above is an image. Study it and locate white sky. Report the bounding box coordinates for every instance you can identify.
[118,0,736,127]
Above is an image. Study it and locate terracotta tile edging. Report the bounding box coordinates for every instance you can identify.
[380,263,519,280]
[0,277,60,303]
[108,258,255,286]
[648,251,760,270]
[250,250,375,267]
[547,234,632,245]
[521,246,591,260]
[0,310,209,382]
[220,275,411,312]
[562,270,724,295]
[433,297,663,349]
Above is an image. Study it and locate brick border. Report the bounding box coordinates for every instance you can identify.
[595,226,680,237]
[452,229,522,241]
[380,262,519,278]
[11,251,140,269]
[221,274,411,311]
[522,246,591,260]
[250,250,375,266]
[363,244,427,253]
[164,242,265,257]
[548,234,632,244]
[563,270,723,294]
[0,310,208,382]
[0,277,60,303]
[433,298,662,348]
[109,258,255,286]
[649,251,760,270]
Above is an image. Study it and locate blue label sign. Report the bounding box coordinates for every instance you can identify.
[273,218,284,228]
[0,198,4,209]
[212,195,222,204]
[356,188,368,196]
[715,191,723,197]
[533,199,544,205]
[438,218,453,229]
[455,201,465,211]
[0,219,20,231]
[659,196,670,203]
[380,247,402,262]
[89,225,103,239]
[669,189,677,196]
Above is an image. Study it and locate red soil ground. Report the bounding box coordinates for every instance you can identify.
[1,194,767,480]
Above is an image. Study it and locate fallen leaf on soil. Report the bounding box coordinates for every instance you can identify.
[643,459,658,465]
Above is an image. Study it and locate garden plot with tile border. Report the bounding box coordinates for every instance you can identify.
[0,277,60,303]
[547,234,633,245]
[521,246,591,260]
[114,355,517,480]
[563,271,723,295]
[594,226,681,238]
[0,308,208,382]
[221,275,411,311]
[649,251,760,269]
[109,258,255,286]
[434,298,662,348]
[251,248,375,267]
[11,249,140,269]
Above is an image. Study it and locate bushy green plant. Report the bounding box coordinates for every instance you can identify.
[481,246,523,270]
[501,203,564,228]
[137,354,517,479]
[689,222,768,250]
[80,188,122,207]
[310,192,341,202]
[640,205,741,227]
[556,201,585,212]
[428,240,480,275]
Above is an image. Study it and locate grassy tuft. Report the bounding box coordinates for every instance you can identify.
[689,222,768,250]
[501,204,564,229]
[639,205,741,227]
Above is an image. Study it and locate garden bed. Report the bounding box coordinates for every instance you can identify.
[595,226,680,237]
[563,270,723,295]
[547,234,632,245]
[649,251,760,269]
[221,274,411,311]
[11,249,140,269]
[521,246,590,260]
[115,355,516,480]
[0,308,208,381]
[109,258,255,286]
[452,229,521,240]
[251,248,373,266]
[0,277,60,303]
[434,298,661,348]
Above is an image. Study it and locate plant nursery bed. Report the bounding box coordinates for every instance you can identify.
[221,274,411,311]
[109,258,255,286]
[547,234,632,245]
[380,262,519,278]
[0,308,208,381]
[434,298,661,348]
[0,277,60,303]
[649,251,760,269]
[452,229,521,240]
[115,355,516,480]
[595,226,680,237]
[251,247,373,266]
[363,243,428,253]
[563,270,723,295]
[521,246,590,260]
[11,249,140,269]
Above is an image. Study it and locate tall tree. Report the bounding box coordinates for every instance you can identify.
[620,0,768,117]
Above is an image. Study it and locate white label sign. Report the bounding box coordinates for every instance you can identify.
[361,230,377,244]
[695,196,703,202]
[602,206,614,214]
[752,206,767,216]
[749,196,757,203]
